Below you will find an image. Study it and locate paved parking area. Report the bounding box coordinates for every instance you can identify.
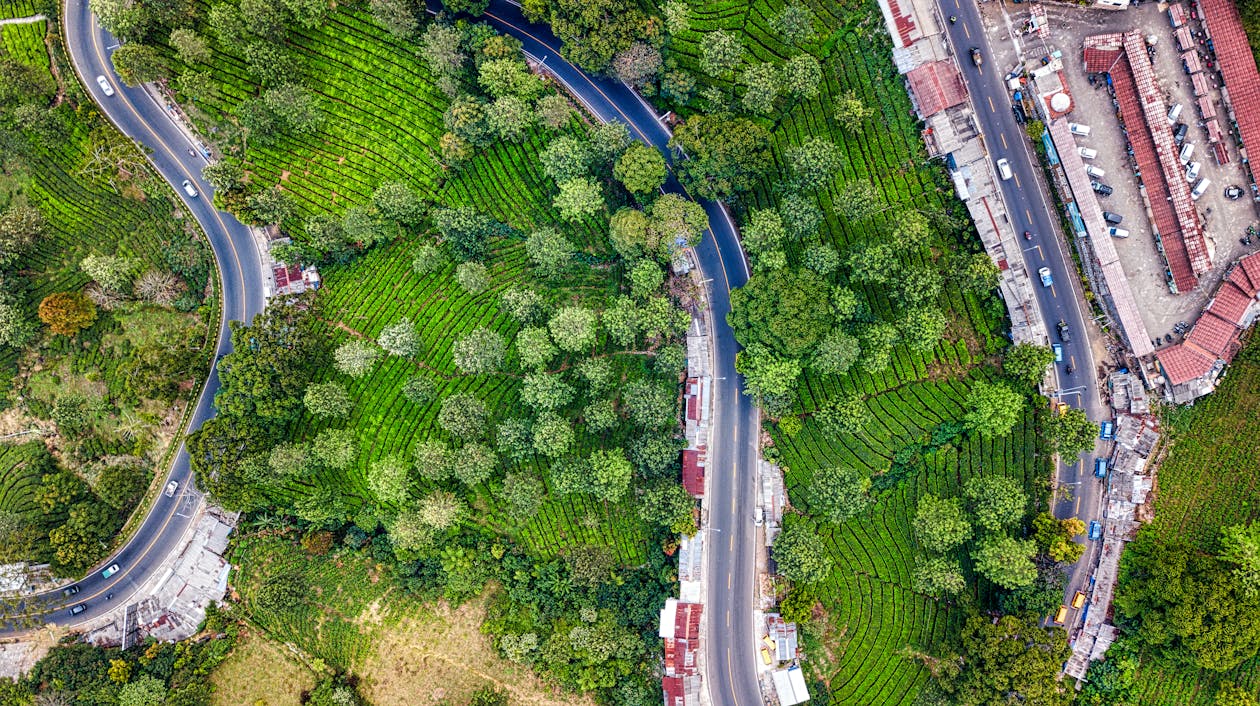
[1009,2,1260,344]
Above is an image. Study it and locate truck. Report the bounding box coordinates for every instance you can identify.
[1089,520,1103,541]
[1099,420,1115,440]
[1094,458,1108,478]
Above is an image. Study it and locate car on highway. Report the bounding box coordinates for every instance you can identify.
[1088,520,1103,541]
[1056,319,1072,342]
[1091,181,1113,196]
[996,158,1013,180]
[95,75,114,96]
[1094,458,1108,478]
[102,563,120,579]
[181,180,199,198]
[165,480,179,497]
[1100,420,1115,440]
[69,603,87,616]
[62,585,80,598]
[1052,343,1063,362]
[1038,267,1053,287]
[1072,591,1087,609]
[970,47,983,66]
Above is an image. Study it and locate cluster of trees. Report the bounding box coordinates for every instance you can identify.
[918,612,1073,706]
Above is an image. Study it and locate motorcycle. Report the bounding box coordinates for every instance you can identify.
[105,593,113,601]
[949,15,957,23]
[1023,230,1032,241]
[1065,365,1074,374]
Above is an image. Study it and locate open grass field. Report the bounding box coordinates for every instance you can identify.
[657,0,1037,702]
[228,533,594,706]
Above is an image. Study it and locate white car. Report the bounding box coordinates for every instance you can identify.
[1038,267,1054,287]
[164,480,179,497]
[181,180,198,198]
[996,158,1013,180]
[95,75,114,96]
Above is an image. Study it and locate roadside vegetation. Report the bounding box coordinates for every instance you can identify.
[0,4,216,577]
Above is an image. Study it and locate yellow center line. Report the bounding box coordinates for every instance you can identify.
[1026,208,1033,223]
[963,23,971,40]
[1000,133,1008,149]
[727,648,740,706]
[987,95,995,112]
[1051,283,1058,298]
[1014,172,1022,188]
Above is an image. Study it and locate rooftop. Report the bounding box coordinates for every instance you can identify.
[905,60,968,118]
[1201,0,1260,169]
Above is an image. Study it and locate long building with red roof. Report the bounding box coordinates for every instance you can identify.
[1200,0,1260,191]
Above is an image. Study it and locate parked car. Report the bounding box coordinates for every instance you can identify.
[1038,267,1054,287]
[62,585,80,598]
[1069,122,1092,136]
[1057,319,1072,342]
[1168,102,1183,124]
[1078,147,1098,159]
[1108,227,1130,238]
[69,603,87,616]
[996,158,1013,180]
[1072,591,1087,609]
[1091,180,1113,196]
[95,75,114,96]
[1174,122,1189,144]
[1094,458,1108,478]
[1052,343,1063,362]
[1179,143,1195,164]
[1053,605,1068,624]
[1102,211,1123,224]
[1085,165,1105,179]
[1088,520,1103,541]
[1191,178,1211,200]
[1100,420,1115,440]
[1225,185,1244,200]
[102,563,120,579]
[164,480,179,497]
[1186,161,1201,182]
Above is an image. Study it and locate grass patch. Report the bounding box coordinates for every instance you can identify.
[210,630,316,706]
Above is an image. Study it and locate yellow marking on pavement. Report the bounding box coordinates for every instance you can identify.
[1051,284,1058,298]
[730,534,735,551]
[1026,208,1033,223]
[987,95,995,112]
[1038,245,1046,261]
[727,648,740,706]
[1074,496,1082,513]
[955,0,959,6]
[964,22,971,39]
[1000,133,1008,149]
[728,573,732,590]
[1014,172,1022,188]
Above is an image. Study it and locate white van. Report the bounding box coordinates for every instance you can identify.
[1078,147,1098,160]
[1108,227,1130,238]
[996,158,1013,180]
[181,179,198,198]
[1179,143,1195,164]
[1168,103,1183,124]
[1086,165,1105,179]
[1186,161,1201,182]
[1069,123,1092,137]
[1191,178,1211,200]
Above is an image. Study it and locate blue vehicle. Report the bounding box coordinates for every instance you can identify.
[1094,458,1108,478]
[1088,521,1103,541]
[1100,421,1115,440]
[101,563,120,579]
[1053,344,1063,363]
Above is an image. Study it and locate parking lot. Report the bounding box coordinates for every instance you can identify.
[1034,2,1259,344]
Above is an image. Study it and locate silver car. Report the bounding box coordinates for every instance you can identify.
[95,75,114,96]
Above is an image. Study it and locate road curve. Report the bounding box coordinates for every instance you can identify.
[454,2,763,703]
[937,0,1108,616]
[1,0,266,633]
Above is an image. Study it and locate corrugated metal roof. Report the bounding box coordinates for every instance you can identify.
[905,60,967,118]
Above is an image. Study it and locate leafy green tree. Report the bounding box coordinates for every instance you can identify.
[831,286,861,321]
[261,83,323,135]
[487,96,533,142]
[453,327,507,374]
[815,395,870,438]
[858,321,900,373]
[787,137,841,191]
[455,261,491,294]
[740,61,779,115]
[772,2,815,44]
[554,178,605,221]
[372,182,426,226]
[412,439,451,481]
[377,317,421,357]
[411,244,449,275]
[94,462,148,511]
[972,535,1038,589]
[521,372,575,412]
[501,472,545,515]
[242,42,294,87]
[525,228,575,277]
[630,259,665,300]
[953,252,1001,294]
[781,54,822,100]
[549,306,598,352]
[913,556,966,597]
[1221,523,1260,597]
[439,393,488,440]
[728,268,833,358]
[622,380,675,429]
[529,0,656,74]
[452,442,497,486]
[583,398,618,433]
[963,475,1027,532]
[211,301,317,423]
[900,307,948,354]
[334,340,381,378]
[500,287,546,324]
[913,494,972,553]
[1045,407,1098,460]
[588,448,633,502]
[833,91,874,132]
[614,143,667,197]
[303,382,353,419]
[1032,512,1086,564]
[540,135,593,182]
[639,481,697,534]
[245,187,294,226]
[416,490,464,530]
[963,381,1024,438]
[811,329,860,376]
[937,614,1072,705]
[773,516,833,585]
[531,412,575,458]
[649,193,709,259]
[802,243,840,275]
[662,0,690,33]
[169,28,210,64]
[80,254,133,293]
[735,344,801,408]
[268,441,313,478]
[0,202,44,266]
[118,675,166,706]
[111,44,168,85]
[807,465,871,524]
[515,327,557,370]
[536,94,573,129]
[433,206,500,261]
[834,181,884,222]
[778,191,823,240]
[669,114,772,200]
[612,42,662,87]
[741,208,787,271]
[368,455,414,506]
[1215,684,1259,706]
[1004,343,1055,387]
[50,503,115,571]
[370,0,419,37]
[700,30,743,76]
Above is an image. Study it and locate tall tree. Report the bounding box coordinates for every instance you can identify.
[963,475,1027,533]
[963,381,1025,438]
[972,535,1038,589]
[700,30,743,76]
[728,268,833,358]
[937,614,1073,705]
[806,465,872,524]
[913,494,972,554]
[613,143,667,197]
[773,516,833,585]
[669,114,772,200]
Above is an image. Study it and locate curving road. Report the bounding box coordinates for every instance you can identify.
[938,0,1108,618]
[3,0,266,633]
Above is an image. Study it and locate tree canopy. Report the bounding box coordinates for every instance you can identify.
[728,268,833,359]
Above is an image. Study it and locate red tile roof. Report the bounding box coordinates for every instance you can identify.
[682,449,704,497]
[1229,265,1256,294]
[1182,50,1203,74]
[1192,71,1211,97]
[1201,0,1260,172]
[1197,95,1217,120]
[1170,2,1187,27]
[1242,252,1260,290]
[905,61,968,118]
[1156,343,1217,384]
[1207,281,1253,325]
[1176,25,1194,51]
[1083,45,1123,74]
[1187,311,1241,358]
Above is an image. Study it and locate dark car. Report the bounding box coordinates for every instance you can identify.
[69,603,86,616]
[971,48,983,66]
[62,585,80,598]
[1057,320,1072,342]
[1102,211,1123,225]
[1173,122,1188,145]
[1225,185,1244,200]
[1091,181,1113,196]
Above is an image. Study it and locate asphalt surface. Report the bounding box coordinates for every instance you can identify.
[938,0,1109,617]
[0,0,266,633]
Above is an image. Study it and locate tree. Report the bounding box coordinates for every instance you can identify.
[373,182,426,226]
[811,329,860,376]
[554,178,604,221]
[781,54,822,100]
[972,535,1038,589]
[439,393,488,440]
[913,494,971,553]
[649,193,709,259]
[859,321,900,373]
[268,442,313,478]
[521,372,575,412]
[639,481,697,534]
[452,327,507,374]
[1221,523,1260,597]
[913,556,966,597]
[433,206,500,261]
[1215,684,1259,706]
[455,261,491,294]
[501,471,544,515]
[815,396,870,438]
[376,317,420,358]
[412,439,451,480]
[541,135,593,183]
[670,114,772,200]
[588,448,632,502]
[80,254,133,292]
[0,203,44,266]
[807,465,871,524]
[486,95,533,142]
[334,340,381,378]
[740,62,779,115]
[369,0,418,37]
[787,137,841,191]
[662,0,689,33]
[1045,407,1098,460]
[834,181,884,222]
[537,94,573,130]
[525,228,575,277]
[95,462,148,511]
[773,516,832,585]
[833,90,874,132]
[304,382,353,418]
[735,345,801,406]
[952,251,1001,294]
[963,475,1027,533]
[411,244,449,276]
[452,443,497,486]
[118,675,166,706]
[700,30,742,76]
[501,287,546,324]
[772,2,814,44]
[447,0,489,15]
[246,187,294,226]
[529,0,657,74]
[0,298,35,349]
[549,306,598,353]
[937,614,1072,706]
[623,380,675,429]
[531,412,574,457]
[740,208,787,270]
[900,307,948,354]
[169,28,209,64]
[963,380,1024,438]
[211,301,317,425]
[611,42,662,87]
[1004,343,1054,388]
[111,44,168,85]
[728,268,833,358]
[614,143,667,197]
[38,292,97,336]
[1032,512,1086,564]
[416,490,465,530]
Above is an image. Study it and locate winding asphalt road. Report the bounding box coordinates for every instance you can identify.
[938,0,1108,619]
[1,0,265,633]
